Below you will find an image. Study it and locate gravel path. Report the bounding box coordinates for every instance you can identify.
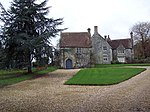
[0,67,150,112]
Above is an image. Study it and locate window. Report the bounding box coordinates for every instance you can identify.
[103,54,108,62]
[103,58,107,61]
[118,50,124,53]
[76,48,81,54]
[103,46,107,50]
[131,49,133,53]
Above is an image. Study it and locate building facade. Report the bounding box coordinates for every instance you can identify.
[108,38,134,63]
[59,32,92,69]
[59,26,134,69]
[92,26,112,64]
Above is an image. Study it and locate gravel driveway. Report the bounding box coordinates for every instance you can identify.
[0,67,150,112]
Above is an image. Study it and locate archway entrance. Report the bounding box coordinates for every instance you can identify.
[66,59,73,69]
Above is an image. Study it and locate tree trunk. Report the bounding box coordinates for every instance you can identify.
[28,65,32,73]
[142,41,146,58]
[27,52,32,73]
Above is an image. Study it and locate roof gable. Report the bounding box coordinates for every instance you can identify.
[117,43,125,50]
[108,38,132,49]
[60,32,92,48]
[92,33,112,48]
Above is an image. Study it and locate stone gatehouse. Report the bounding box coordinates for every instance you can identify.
[59,32,92,69]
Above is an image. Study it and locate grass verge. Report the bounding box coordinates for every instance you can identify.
[64,68,146,85]
[0,66,57,87]
[95,63,150,68]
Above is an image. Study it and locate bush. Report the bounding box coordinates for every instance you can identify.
[111,60,122,64]
[133,57,150,63]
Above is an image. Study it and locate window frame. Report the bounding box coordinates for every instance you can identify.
[76,48,82,55]
[103,46,107,51]
[103,54,108,62]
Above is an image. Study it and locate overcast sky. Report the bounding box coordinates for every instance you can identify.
[1,0,150,46]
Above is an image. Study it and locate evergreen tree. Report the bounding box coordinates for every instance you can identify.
[0,0,65,72]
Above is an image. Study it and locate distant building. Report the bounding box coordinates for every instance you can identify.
[59,26,134,69]
[108,38,134,63]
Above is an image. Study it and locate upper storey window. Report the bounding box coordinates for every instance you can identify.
[76,48,81,54]
[118,50,124,53]
[103,46,107,50]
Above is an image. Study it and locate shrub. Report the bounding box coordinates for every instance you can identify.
[133,57,150,63]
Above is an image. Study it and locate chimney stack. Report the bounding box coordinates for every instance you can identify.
[107,35,111,41]
[87,28,91,35]
[104,35,107,40]
[130,32,134,48]
[94,26,98,34]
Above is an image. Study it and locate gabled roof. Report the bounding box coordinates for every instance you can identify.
[60,32,92,48]
[108,38,132,49]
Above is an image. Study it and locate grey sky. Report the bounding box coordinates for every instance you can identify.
[1,0,150,46]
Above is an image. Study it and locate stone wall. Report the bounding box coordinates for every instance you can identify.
[60,48,91,68]
[76,48,91,67]
[112,48,134,63]
[125,48,134,63]
[92,26,112,64]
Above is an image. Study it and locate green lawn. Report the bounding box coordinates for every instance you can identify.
[95,63,150,68]
[0,67,57,87]
[65,68,146,85]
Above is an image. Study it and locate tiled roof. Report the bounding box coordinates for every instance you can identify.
[108,38,132,49]
[60,32,92,48]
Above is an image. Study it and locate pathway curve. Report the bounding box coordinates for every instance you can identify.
[0,67,150,112]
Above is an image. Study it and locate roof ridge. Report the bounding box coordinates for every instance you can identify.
[61,32,88,34]
[112,38,131,41]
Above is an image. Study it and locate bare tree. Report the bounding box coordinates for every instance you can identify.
[131,22,150,58]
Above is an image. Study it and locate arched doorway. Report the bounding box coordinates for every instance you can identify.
[66,59,73,69]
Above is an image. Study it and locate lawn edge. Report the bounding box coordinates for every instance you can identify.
[64,68,146,86]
